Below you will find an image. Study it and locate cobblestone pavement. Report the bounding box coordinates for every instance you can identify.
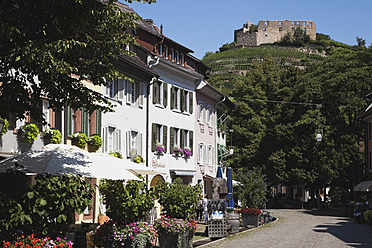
[203,209,372,248]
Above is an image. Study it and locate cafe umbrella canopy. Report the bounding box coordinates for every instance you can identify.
[0,144,142,180]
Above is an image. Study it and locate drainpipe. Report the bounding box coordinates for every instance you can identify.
[146,56,160,169]
[214,96,226,165]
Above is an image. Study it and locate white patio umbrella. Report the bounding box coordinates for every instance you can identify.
[0,144,141,180]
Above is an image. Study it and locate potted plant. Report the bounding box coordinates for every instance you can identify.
[88,135,102,152]
[155,178,201,248]
[173,145,183,156]
[43,129,62,144]
[183,147,192,157]
[155,142,165,155]
[109,151,123,159]
[94,220,157,248]
[0,116,9,137]
[238,208,262,227]
[134,155,145,163]
[19,123,39,143]
[70,132,88,149]
[154,217,197,248]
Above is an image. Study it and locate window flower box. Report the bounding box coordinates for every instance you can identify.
[155,142,165,155]
[173,145,183,156]
[183,147,192,157]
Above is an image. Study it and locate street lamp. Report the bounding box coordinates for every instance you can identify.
[315,129,323,142]
[0,118,5,135]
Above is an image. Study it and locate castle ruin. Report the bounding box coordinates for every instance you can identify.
[234,20,316,47]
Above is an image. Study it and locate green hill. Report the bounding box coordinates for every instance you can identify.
[202,46,324,76]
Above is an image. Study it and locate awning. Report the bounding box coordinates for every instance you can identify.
[170,169,196,177]
[354,180,372,192]
[127,168,165,177]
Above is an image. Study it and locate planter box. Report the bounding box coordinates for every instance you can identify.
[242,213,260,227]
[158,230,193,248]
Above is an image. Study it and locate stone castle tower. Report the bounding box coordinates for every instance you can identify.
[234,20,316,47]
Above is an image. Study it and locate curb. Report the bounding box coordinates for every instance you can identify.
[193,216,279,247]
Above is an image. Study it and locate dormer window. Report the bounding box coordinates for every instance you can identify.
[164,45,168,59]
[176,51,179,64]
[180,53,184,66]
[159,44,163,56]
[171,49,174,61]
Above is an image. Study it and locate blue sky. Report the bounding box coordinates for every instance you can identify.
[128,0,372,59]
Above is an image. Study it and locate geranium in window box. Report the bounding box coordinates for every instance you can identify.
[155,142,165,155]
[183,147,192,157]
[173,145,183,156]
[88,134,102,152]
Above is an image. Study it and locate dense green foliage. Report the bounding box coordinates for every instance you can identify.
[43,129,62,144]
[0,171,93,239]
[99,179,156,223]
[0,117,9,136]
[234,168,268,208]
[19,124,39,143]
[156,178,201,220]
[209,43,372,203]
[88,135,102,152]
[0,0,155,123]
[71,132,88,149]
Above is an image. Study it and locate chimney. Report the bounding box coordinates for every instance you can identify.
[160,24,163,35]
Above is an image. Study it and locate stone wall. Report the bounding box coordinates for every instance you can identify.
[234,20,316,47]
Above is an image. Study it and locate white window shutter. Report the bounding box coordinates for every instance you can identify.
[139,83,144,108]
[126,80,132,105]
[118,129,122,152]
[118,79,124,100]
[197,143,201,164]
[126,131,130,158]
[137,133,142,155]
[104,127,108,153]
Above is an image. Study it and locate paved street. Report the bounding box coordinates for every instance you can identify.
[203,209,372,248]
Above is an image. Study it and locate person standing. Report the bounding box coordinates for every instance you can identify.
[203,194,208,224]
[197,198,203,222]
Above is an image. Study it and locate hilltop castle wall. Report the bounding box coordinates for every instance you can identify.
[234,20,316,47]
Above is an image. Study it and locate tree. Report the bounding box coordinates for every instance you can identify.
[0,0,155,123]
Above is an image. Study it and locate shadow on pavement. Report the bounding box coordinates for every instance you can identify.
[313,220,372,248]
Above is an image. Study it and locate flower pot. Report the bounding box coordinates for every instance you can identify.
[124,234,153,248]
[227,212,240,233]
[158,230,193,248]
[242,213,260,227]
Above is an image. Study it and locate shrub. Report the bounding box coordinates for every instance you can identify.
[0,171,94,239]
[156,178,201,220]
[235,167,268,209]
[99,179,156,223]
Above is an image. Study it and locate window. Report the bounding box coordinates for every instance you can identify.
[279,21,282,25]
[171,49,174,61]
[164,45,168,59]
[263,27,266,31]
[208,145,213,166]
[106,79,124,101]
[170,128,193,156]
[303,21,306,26]
[207,106,213,126]
[303,28,306,31]
[279,27,283,31]
[198,102,204,123]
[181,53,185,66]
[264,21,268,25]
[153,81,168,107]
[152,123,167,152]
[296,21,300,25]
[176,51,179,64]
[291,21,295,26]
[159,44,163,56]
[198,143,204,164]
[126,130,142,157]
[103,126,122,154]
[171,86,180,110]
